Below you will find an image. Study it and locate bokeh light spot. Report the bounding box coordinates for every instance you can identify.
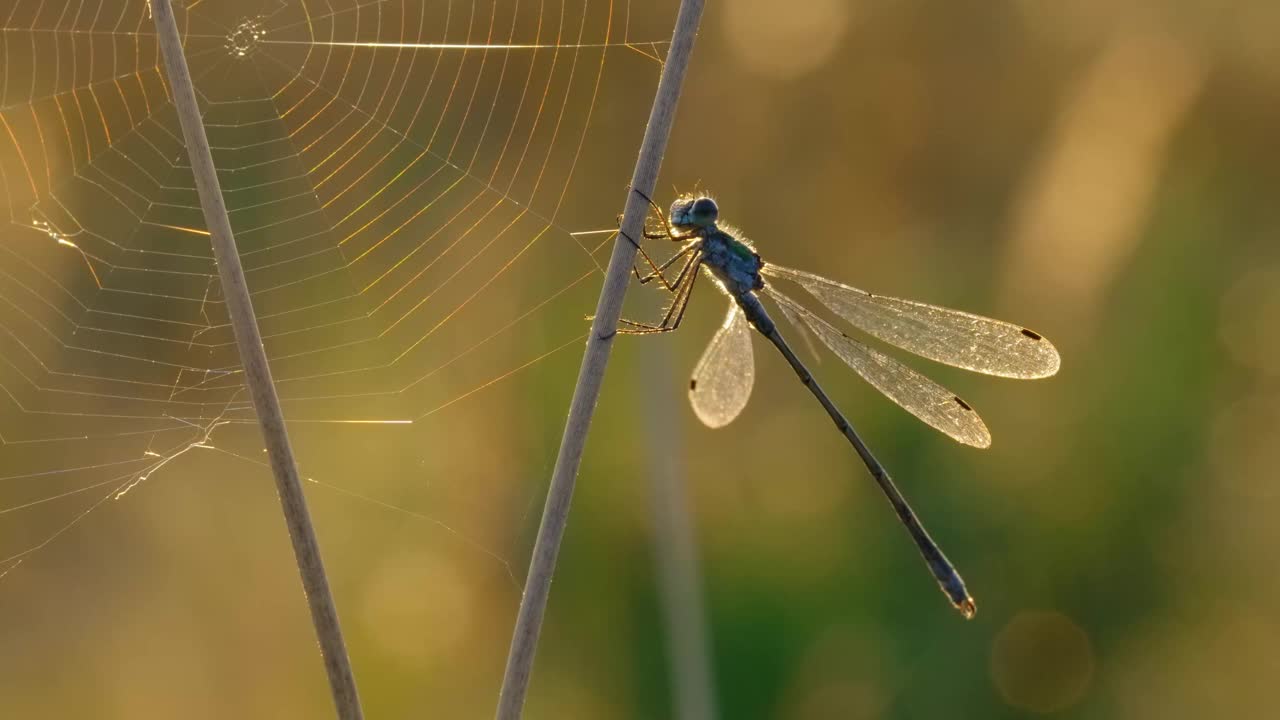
[779,624,891,720]
[723,0,851,80]
[991,610,1095,713]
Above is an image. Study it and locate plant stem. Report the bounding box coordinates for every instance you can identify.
[149,3,364,718]
[494,1,706,718]
[644,344,719,720]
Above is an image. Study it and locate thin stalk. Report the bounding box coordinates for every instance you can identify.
[494,1,707,718]
[643,344,719,720]
[149,2,364,718]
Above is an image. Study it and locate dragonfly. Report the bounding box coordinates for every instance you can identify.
[617,192,1061,618]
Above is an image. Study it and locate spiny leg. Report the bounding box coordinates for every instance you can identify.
[618,186,676,288]
[618,224,681,292]
[617,257,702,335]
[590,251,700,337]
[636,243,698,287]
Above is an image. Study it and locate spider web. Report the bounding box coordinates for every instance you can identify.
[0,0,672,581]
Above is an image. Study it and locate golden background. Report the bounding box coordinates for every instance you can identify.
[0,1,1277,717]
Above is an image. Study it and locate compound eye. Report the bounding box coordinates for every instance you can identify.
[692,197,718,219]
[668,198,692,217]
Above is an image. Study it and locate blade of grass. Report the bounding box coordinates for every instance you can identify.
[150,2,363,718]
[494,1,707,717]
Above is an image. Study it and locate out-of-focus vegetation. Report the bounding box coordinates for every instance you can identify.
[1,1,1277,718]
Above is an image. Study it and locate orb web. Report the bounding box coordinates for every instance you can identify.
[0,0,673,579]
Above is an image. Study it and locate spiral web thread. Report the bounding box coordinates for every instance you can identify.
[0,0,669,578]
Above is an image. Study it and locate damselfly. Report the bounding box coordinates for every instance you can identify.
[619,193,1061,618]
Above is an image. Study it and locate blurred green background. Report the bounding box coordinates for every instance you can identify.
[1,0,1278,718]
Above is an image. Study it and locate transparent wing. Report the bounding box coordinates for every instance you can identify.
[766,287,992,448]
[762,264,1060,379]
[689,301,755,428]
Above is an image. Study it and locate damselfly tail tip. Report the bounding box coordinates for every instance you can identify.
[931,558,975,619]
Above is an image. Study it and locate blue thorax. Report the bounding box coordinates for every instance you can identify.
[699,224,764,298]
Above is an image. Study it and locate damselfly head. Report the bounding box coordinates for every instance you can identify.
[670,195,719,230]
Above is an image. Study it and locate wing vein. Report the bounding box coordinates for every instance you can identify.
[762,264,1060,378]
[765,286,992,448]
